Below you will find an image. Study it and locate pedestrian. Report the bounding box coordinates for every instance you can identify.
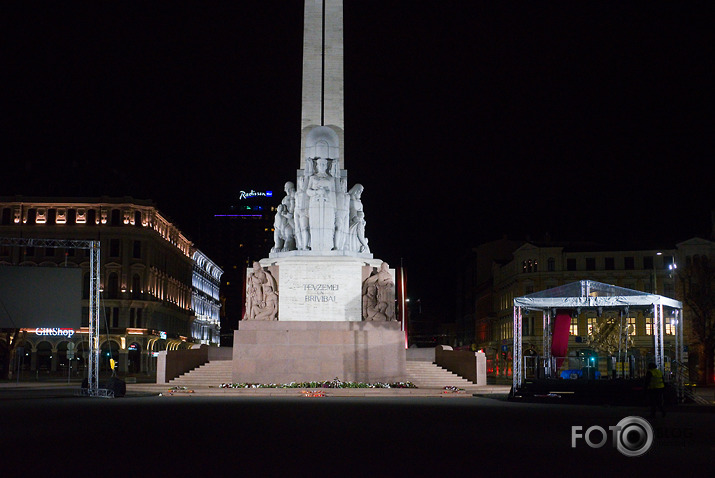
[644,362,665,418]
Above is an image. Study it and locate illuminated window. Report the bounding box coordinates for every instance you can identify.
[627,317,636,335]
[665,317,675,335]
[570,317,578,336]
[587,317,597,335]
[645,317,653,335]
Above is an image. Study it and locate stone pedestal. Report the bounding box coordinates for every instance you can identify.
[232,321,406,384]
[258,255,389,322]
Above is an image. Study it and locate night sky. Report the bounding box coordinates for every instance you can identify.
[3,1,713,318]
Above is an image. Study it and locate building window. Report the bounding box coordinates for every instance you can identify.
[133,240,141,259]
[587,317,597,335]
[665,316,675,335]
[570,317,578,336]
[643,256,654,269]
[111,209,121,226]
[567,258,577,271]
[645,317,654,335]
[1,208,11,225]
[26,208,37,224]
[132,274,142,299]
[547,258,555,272]
[112,307,119,328]
[586,258,596,271]
[86,209,96,226]
[627,317,636,335]
[605,257,615,270]
[624,257,635,270]
[107,272,119,299]
[109,239,120,258]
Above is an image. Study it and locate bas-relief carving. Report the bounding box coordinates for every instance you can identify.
[361,262,395,321]
[244,262,278,321]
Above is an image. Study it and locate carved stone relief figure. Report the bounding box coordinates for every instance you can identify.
[244,262,278,320]
[361,262,395,321]
[251,286,278,321]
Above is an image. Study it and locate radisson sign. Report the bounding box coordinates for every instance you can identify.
[239,190,273,200]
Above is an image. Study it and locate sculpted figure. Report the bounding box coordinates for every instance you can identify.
[334,177,350,250]
[348,184,370,253]
[271,204,295,252]
[363,283,388,321]
[251,286,278,320]
[294,175,310,250]
[306,157,337,251]
[244,262,277,320]
[272,182,297,252]
[361,262,395,321]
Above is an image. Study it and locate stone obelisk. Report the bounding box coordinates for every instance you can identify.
[232,1,405,384]
[301,0,344,169]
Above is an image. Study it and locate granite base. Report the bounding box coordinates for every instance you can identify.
[232,321,406,384]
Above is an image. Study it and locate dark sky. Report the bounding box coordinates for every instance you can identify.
[3,1,713,317]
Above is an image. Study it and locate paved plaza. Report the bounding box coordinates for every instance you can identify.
[1,382,713,476]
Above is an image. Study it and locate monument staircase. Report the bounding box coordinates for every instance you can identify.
[168,360,233,387]
[405,361,482,392]
[165,359,483,391]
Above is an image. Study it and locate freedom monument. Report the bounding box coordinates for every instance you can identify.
[232,0,406,384]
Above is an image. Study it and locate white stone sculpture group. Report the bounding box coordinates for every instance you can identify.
[244,262,278,321]
[272,157,370,254]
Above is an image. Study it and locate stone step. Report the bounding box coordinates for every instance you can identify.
[405,362,480,390]
[168,360,233,386]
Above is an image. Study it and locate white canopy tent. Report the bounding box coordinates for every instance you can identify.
[512,280,684,391]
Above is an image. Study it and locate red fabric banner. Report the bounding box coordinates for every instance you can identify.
[552,311,571,369]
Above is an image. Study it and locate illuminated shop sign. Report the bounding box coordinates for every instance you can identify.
[35,328,76,338]
[159,331,167,339]
[239,190,273,200]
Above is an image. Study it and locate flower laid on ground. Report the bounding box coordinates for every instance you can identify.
[219,377,416,389]
[168,386,194,393]
[442,386,463,392]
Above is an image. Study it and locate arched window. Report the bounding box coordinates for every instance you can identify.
[107,272,119,299]
[132,274,142,299]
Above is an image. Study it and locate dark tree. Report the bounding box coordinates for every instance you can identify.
[679,255,715,385]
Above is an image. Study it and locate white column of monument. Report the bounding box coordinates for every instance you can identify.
[301,0,344,169]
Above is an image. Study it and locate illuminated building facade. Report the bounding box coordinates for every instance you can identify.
[458,237,713,382]
[0,196,222,377]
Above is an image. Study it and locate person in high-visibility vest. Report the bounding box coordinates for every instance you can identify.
[645,362,666,418]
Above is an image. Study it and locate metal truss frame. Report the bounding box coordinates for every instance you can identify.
[1,237,102,396]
